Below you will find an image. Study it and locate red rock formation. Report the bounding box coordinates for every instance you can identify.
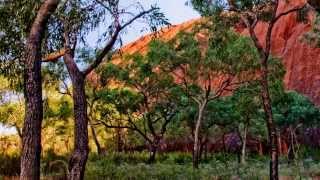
[239,0,320,106]
[113,0,320,105]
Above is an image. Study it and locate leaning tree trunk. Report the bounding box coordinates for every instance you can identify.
[193,101,206,169]
[260,64,278,180]
[89,122,102,155]
[20,0,59,179]
[64,51,89,180]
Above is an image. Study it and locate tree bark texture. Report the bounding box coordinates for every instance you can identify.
[260,63,278,180]
[20,0,59,179]
[64,50,89,180]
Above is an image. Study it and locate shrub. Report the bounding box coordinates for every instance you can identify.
[0,154,20,176]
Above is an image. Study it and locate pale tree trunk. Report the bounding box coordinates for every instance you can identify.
[288,125,296,163]
[64,50,89,180]
[277,129,282,155]
[193,101,207,169]
[241,123,248,165]
[20,0,59,179]
[259,140,263,156]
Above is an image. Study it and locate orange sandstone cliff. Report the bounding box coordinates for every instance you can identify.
[108,0,320,105]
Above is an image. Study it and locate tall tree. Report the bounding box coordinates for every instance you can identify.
[231,84,263,164]
[21,0,60,179]
[151,17,260,168]
[95,49,180,162]
[190,0,309,178]
[43,1,169,178]
[0,0,62,178]
[273,91,320,162]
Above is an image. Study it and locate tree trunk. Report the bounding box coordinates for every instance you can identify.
[222,132,226,153]
[288,126,295,164]
[15,125,23,149]
[260,64,278,180]
[20,1,59,179]
[199,137,207,161]
[204,141,208,160]
[148,136,161,163]
[277,129,282,155]
[116,127,123,152]
[193,101,206,169]
[259,141,263,156]
[64,51,89,180]
[148,145,157,163]
[89,123,102,155]
[241,123,248,165]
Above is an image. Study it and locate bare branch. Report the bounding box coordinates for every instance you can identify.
[273,5,306,23]
[240,14,265,56]
[83,7,158,76]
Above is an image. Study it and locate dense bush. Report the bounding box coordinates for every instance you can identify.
[0,150,68,178]
[41,149,68,176]
[0,154,20,176]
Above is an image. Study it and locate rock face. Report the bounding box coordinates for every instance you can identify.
[115,0,320,105]
[247,0,320,106]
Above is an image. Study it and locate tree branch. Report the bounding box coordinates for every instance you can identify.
[42,48,66,62]
[83,7,158,76]
[273,5,306,23]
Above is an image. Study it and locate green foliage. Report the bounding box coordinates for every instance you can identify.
[273,91,320,127]
[0,100,24,133]
[188,0,225,16]
[146,16,261,145]
[84,152,320,179]
[189,0,272,16]
[0,0,42,87]
[96,42,181,143]
[151,16,260,99]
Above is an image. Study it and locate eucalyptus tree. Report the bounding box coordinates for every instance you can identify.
[40,1,169,178]
[230,84,263,164]
[189,0,313,178]
[0,76,24,140]
[22,1,59,179]
[272,91,320,162]
[0,0,60,179]
[94,49,180,162]
[150,16,260,168]
[0,100,24,141]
